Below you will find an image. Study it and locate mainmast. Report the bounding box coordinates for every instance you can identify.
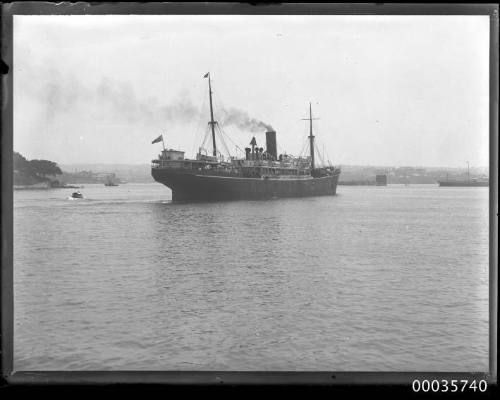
[309,103,315,170]
[466,161,470,182]
[206,72,217,157]
[302,102,319,171]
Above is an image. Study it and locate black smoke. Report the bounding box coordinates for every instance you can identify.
[218,107,274,133]
[38,72,273,132]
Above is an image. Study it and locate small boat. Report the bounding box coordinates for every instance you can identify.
[71,191,83,199]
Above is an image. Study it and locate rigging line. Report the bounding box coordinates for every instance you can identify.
[215,124,231,158]
[220,138,231,159]
[324,147,334,166]
[191,85,208,156]
[315,142,326,167]
[217,119,241,151]
[218,124,245,154]
[213,86,232,128]
[217,120,247,158]
[212,87,269,157]
[221,131,244,157]
[321,138,334,166]
[313,121,334,166]
[314,141,322,167]
[189,84,204,154]
[224,133,243,153]
[212,90,239,139]
[212,86,224,126]
[211,88,235,157]
[215,124,229,156]
[213,88,278,158]
[298,136,308,158]
[200,124,211,151]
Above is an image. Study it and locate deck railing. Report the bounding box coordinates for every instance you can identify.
[151,159,340,177]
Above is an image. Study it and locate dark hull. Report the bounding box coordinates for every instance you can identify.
[438,181,488,187]
[152,168,340,201]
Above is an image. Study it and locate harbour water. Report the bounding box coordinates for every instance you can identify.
[13,183,489,371]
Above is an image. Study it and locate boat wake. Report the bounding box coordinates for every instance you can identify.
[66,196,87,201]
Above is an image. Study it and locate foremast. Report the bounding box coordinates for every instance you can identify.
[205,72,218,157]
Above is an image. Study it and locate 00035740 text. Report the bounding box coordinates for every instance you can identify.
[412,379,488,393]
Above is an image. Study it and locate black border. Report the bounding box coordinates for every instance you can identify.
[1,2,498,389]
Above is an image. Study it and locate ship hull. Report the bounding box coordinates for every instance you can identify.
[438,181,489,187]
[152,168,340,201]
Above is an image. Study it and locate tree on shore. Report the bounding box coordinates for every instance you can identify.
[14,152,62,184]
[13,152,32,174]
[28,159,62,178]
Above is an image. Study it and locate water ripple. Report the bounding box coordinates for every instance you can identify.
[14,184,489,371]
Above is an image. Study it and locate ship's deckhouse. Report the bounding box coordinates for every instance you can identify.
[161,149,185,161]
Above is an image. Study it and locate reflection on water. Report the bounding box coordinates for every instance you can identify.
[14,184,489,371]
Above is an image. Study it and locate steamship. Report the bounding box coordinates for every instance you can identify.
[151,73,341,201]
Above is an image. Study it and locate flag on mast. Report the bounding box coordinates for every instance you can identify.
[151,134,163,144]
[204,72,209,78]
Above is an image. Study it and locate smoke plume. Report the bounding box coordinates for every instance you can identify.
[95,78,200,125]
[218,107,273,133]
[35,72,273,132]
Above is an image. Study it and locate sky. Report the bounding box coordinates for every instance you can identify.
[13,14,490,167]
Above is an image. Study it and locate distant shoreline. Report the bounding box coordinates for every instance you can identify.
[14,184,83,190]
